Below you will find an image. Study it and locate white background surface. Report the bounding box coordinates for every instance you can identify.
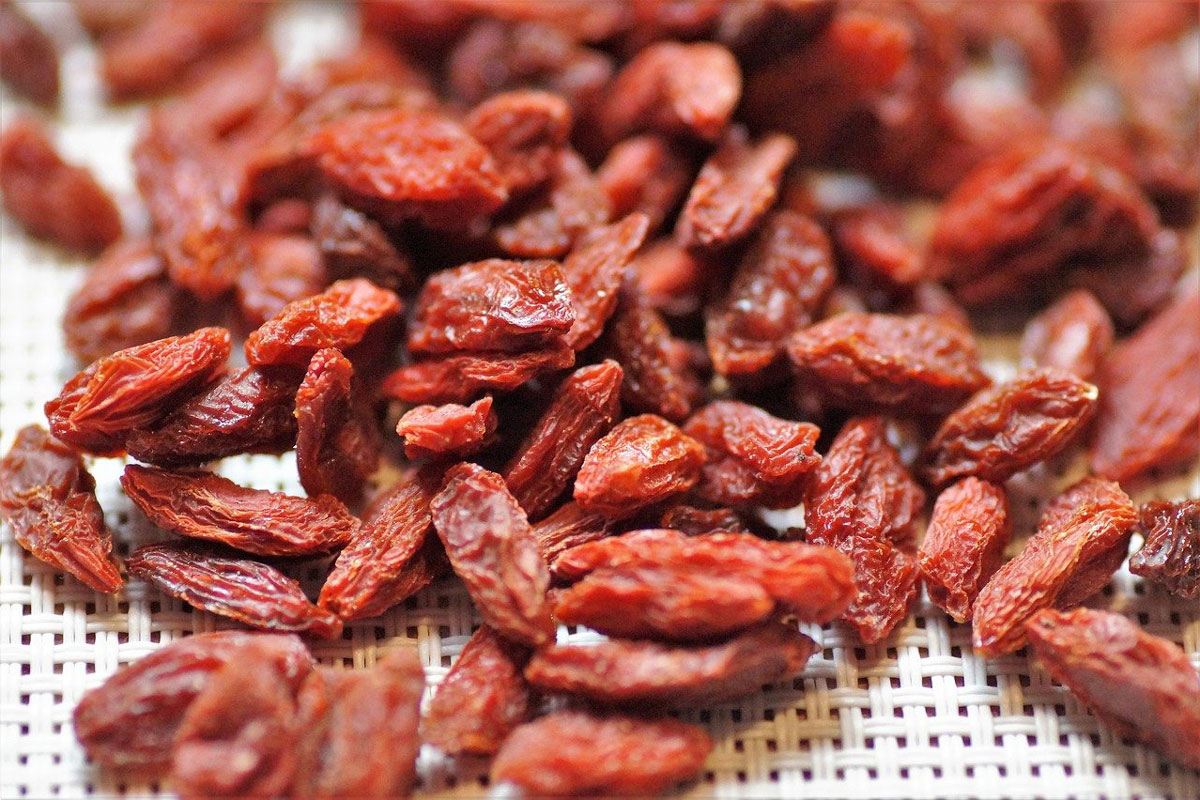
[1,3,1198,798]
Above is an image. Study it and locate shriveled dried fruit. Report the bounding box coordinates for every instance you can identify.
[706,211,835,380]
[659,504,752,536]
[174,38,279,139]
[492,148,611,258]
[574,415,705,518]
[924,368,1099,487]
[0,425,121,593]
[73,632,312,772]
[100,0,266,99]
[397,397,497,461]
[829,203,924,288]
[62,238,176,363]
[423,625,532,756]
[530,501,612,564]
[630,239,707,317]
[0,1,59,105]
[802,417,925,643]
[1067,227,1185,330]
[311,192,415,292]
[504,361,623,520]
[553,528,855,624]
[526,619,817,707]
[787,313,989,416]
[465,89,572,195]
[600,41,741,144]
[491,711,713,797]
[972,477,1137,657]
[236,233,329,328]
[127,543,344,639]
[408,259,574,355]
[0,116,121,253]
[1128,499,1200,600]
[120,465,356,556]
[431,463,555,647]
[292,650,424,799]
[927,139,1160,305]
[170,636,313,799]
[319,468,440,620]
[560,214,650,351]
[305,109,507,229]
[676,128,797,252]
[133,111,246,299]
[125,366,301,467]
[295,348,381,505]
[683,400,821,508]
[1091,291,1200,483]
[245,278,402,367]
[45,327,231,455]
[1019,290,1114,381]
[1026,608,1200,770]
[605,292,701,421]
[381,343,575,405]
[596,136,694,233]
[918,478,1011,623]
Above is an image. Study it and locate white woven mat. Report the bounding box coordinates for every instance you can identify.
[1,4,1198,799]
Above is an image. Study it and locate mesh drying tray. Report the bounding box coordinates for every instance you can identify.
[1,3,1198,799]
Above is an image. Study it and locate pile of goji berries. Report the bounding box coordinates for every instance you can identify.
[1,1,1198,796]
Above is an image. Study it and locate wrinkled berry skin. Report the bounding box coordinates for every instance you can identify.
[1128,499,1200,600]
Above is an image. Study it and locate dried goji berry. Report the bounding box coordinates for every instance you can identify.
[133,111,246,299]
[172,37,279,140]
[829,202,924,288]
[236,232,329,328]
[305,108,508,229]
[676,128,798,252]
[802,417,925,643]
[127,543,344,639]
[683,401,821,508]
[0,425,122,594]
[492,149,611,259]
[787,312,989,416]
[917,477,1011,623]
[381,342,575,405]
[430,463,555,647]
[1019,290,1114,381]
[423,625,532,756]
[604,291,702,421]
[1066,227,1185,331]
[396,397,497,461]
[972,476,1136,657]
[74,632,313,773]
[318,468,441,621]
[926,139,1160,305]
[0,0,58,105]
[924,367,1099,487]
[600,41,741,144]
[170,636,314,799]
[630,238,708,317]
[574,415,705,518]
[99,0,266,99]
[120,465,357,557]
[530,501,613,565]
[295,348,381,505]
[596,136,694,234]
[0,116,121,253]
[1128,499,1199,600]
[465,89,573,196]
[491,711,713,797]
[245,278,402,367]
[1025,608,1200,770]
[311,192,416,293]
[1090,291,1200,483]
[291,650,424,799]
[45,327,231,455]
[659,503,752,536]
[503,361,623,520]
[408,259,574,355]
[526,619,817,708]
[124,366,301,467]
[706,210,836,381]
[560,214,650,351]
[62,238,177,364]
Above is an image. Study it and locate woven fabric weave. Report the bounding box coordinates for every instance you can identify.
[1,4,1197,799]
